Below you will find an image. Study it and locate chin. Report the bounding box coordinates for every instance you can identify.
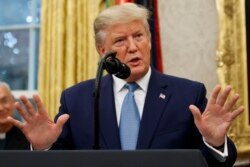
[129,67,148,80]
[133,65,148,73]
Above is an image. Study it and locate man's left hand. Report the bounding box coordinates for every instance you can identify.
[189,85,244,147]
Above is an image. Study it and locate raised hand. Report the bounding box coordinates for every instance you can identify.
[189,85,244,147]
[7,94,69,150]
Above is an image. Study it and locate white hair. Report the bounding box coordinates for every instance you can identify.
[0,81,11,93]
[94,3,151,44]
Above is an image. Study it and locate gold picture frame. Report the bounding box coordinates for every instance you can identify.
[216,0,250,158]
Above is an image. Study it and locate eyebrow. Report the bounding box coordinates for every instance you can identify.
[0,96,11,100]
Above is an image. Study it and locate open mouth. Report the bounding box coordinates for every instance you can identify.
[128,57,140,66]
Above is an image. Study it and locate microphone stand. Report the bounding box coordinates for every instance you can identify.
[93,51,117,150]
[92,56,105,150]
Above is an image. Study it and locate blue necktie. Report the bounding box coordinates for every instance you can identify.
[120,83,140,150]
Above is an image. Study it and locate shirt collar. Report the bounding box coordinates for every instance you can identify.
[0,133,6,139]
[113,67,152,93]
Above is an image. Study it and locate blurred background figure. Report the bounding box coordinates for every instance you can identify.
[0,81,29,150]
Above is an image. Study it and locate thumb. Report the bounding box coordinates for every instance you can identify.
[56,114,70,128]
[189,105,202,125]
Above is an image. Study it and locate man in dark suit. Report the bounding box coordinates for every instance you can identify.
[0,82,29,150]
[8,3,244,167]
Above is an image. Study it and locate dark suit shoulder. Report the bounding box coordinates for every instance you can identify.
[62,74,112,95]
[64,79,95,92]
[153,70,205,90]
[162,73,203,85]
[5,126,30,150]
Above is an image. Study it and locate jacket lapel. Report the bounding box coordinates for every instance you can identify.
[137,70,171,149]
[99,75,121,149]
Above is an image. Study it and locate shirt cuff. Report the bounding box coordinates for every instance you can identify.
[30,144,51,151]
[203,136,228,162]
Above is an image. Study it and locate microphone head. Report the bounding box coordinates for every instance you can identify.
[114,63,131,79]
[104,58,121,74]
[103,51,131,79]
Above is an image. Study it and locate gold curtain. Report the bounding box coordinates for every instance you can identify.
[38,0,103,118]
[216,0,250,157]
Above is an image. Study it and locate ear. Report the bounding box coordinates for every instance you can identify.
[148,35,152,50]
[149,40,152,50]
[96,43,106,57]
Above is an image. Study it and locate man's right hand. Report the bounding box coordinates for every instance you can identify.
[7,94,69,150]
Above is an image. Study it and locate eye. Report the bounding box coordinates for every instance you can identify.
[134,33,143,40]
[116,38,124,43]
[0,97,10,105]
[136,33,142,37]
[114,38,125,46]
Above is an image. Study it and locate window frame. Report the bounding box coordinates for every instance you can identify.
[0,0,41,92]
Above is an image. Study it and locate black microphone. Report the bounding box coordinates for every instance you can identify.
[103,51,131,79]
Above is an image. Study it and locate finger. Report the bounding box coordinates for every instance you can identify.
[7,116,24,130]
[189,105,202,125]
[224,93,240,111]
[208,85,221,105]
[19,95,36,116]
[231,106,244,120]
[216,86,232,106]
[33,94,48,116]
[56,114,70,128]
[15,101,31,122]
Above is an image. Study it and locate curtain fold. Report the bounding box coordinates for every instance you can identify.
[39,0,102,118]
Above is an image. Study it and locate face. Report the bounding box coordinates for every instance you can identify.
[0,86,14,121]
[97,20,151,82]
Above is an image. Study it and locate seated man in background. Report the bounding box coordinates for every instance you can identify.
[0,81,29,150]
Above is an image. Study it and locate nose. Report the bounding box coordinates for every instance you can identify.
[128,37,137,53]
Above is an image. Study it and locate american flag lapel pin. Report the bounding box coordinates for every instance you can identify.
[159,93,166,100]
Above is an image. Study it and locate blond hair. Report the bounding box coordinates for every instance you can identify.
[94,3,151,44]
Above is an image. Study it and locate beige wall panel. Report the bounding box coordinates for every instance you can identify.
[159,0,219,95]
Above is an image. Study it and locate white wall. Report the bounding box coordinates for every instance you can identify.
[159,0,219,96]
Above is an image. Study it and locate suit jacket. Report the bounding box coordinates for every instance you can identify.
[52,68,237,167]
[0,126,29,150]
